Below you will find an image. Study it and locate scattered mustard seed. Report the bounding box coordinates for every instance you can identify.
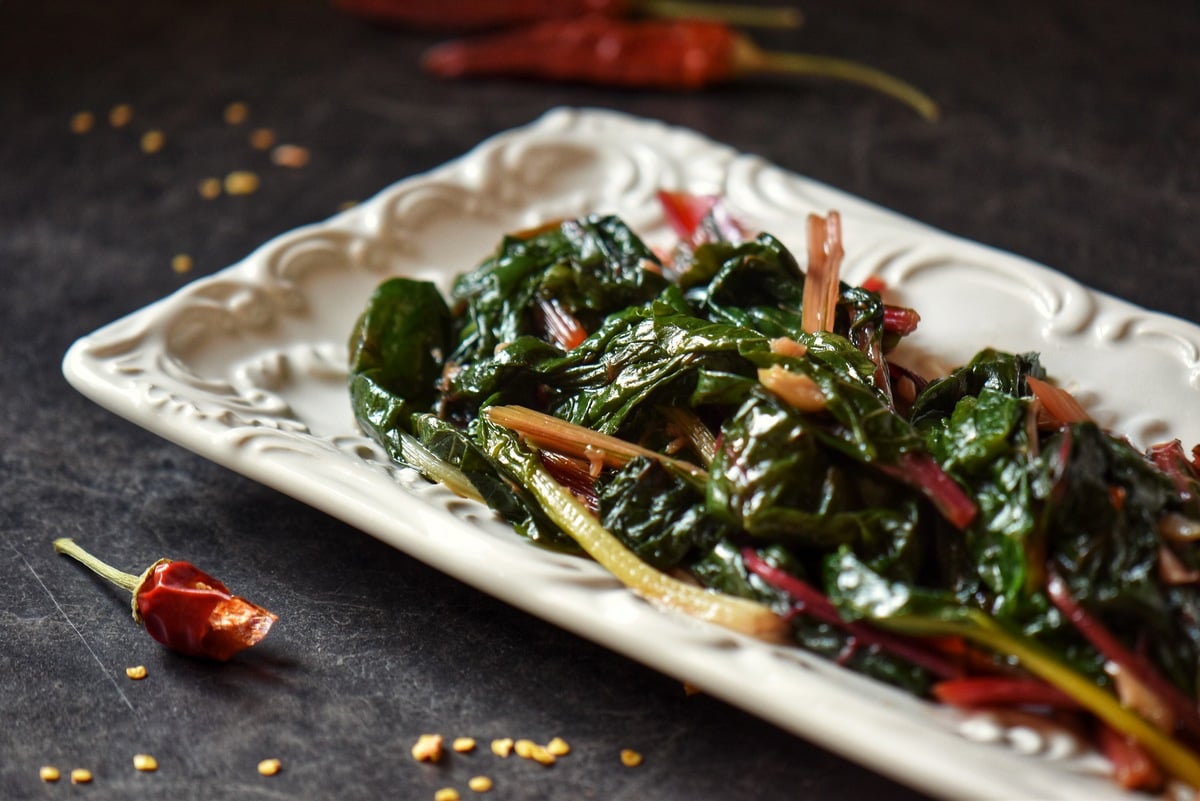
[39,766,60,782]
[140,129,165,154]
[132,754,158,772]
[545,737,570,757]
[223,101,249,125]
[490,738,513,758]
[69,111,94,135]
[197,177,222,200]
[434,788,460,801]
[70,768,93,784]
[513,739,535,759]
[467,775,493,793]
[412,733,444,763]
[271,144,310,169]
[620,749,643,767]
[171,253,193,274]
[528,745,555,766]
[109,103,133,128]
[223,170,260,196]
[257,758,282,776]
[125,665,148,680]
[452,737,476,753]
[249,128,276,150]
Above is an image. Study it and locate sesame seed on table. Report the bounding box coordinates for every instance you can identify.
[2,1,1197,799]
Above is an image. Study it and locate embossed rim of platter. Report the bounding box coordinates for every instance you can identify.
[62,108,1200,801]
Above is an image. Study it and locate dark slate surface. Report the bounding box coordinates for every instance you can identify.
[2,1,1197,799]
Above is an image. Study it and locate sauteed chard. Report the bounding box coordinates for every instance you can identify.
[348,194,1200,793]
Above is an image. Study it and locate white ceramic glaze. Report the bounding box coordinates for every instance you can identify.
[63,108,1200,801]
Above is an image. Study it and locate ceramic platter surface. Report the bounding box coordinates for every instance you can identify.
[63,108,1200,801]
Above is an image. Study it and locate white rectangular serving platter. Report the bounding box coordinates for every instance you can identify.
[62,108,1200,801]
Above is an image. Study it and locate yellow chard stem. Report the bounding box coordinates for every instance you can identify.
[885,612,1200,789]
[397,430,484,502]
[518,448,788,642]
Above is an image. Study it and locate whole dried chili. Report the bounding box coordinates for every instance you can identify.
[332,0,801,31]
[421,17,939,120]
[53,538,277,661]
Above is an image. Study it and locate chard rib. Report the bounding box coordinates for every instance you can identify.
[485,405,708,483]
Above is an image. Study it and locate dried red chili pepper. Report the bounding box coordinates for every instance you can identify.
[53,538,278,661]
[421,18,939,120]
[333,0,801,32]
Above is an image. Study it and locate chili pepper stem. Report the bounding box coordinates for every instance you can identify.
[54,538,142,593]
[53,538,166,622]
[733,37,940,121]
[640,0,802,29]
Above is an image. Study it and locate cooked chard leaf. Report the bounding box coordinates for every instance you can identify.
[598,456,729,568]
[1046,423,1175,603]
[1041,422,1200,689]
[687,540,790,604]
[909,348,1043,429]
[449,215,667,364]
[441,335,564,419]
[708,392,923,577]
[348,277,453,404]
[350,370,419,445]
[923,388,1049,618]
[789,331,880,387]
[347,278,458,470]
[542,301,767,435]
[685,234,886,352]
[687,234,807,336]
[689,368,759,407]
[348,371,484,502]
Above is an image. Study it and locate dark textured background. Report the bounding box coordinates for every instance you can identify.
[2,1,1198,799]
